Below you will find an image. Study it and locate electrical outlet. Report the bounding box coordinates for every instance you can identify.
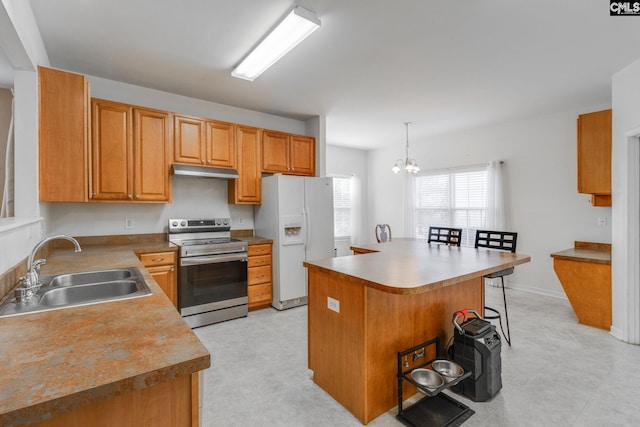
[598,216,607,227]
[125,218,134,229]
[327,296,340,313]
[238,217,244,224]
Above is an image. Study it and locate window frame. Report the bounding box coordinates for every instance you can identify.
[332,176,353,239]
[413,164,489,247]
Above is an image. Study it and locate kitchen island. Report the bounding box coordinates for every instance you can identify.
[0,242,210,427]
[303,238,530,424]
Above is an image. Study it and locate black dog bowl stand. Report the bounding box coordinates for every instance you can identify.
[396,337,474,427]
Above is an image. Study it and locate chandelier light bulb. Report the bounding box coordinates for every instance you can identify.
[391,122,420,174]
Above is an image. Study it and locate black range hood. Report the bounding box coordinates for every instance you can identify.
[171,164,239,179]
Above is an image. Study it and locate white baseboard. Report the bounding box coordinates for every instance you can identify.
[609,325,625,341]
[507,283,568,300]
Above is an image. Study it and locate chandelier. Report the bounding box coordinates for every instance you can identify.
[392,122,420,174]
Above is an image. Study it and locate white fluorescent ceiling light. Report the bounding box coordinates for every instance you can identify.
[232,5,321,81]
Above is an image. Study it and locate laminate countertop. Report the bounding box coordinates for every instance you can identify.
[550,241,611,265]
[303,238,530,295]
[235,235,273,246]
[0,241,210,426]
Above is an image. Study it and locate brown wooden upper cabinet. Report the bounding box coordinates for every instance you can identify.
[229,125,261,204]
[91,99,171,202]
[38,66,90,202]
[173,115,236,169]
[577,109,611,206]
[262,130,315,176]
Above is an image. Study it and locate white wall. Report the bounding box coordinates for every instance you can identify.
[89,76,306,134]
[46,177,253,236]
[0,0,49,276]
[611,57,640,344]
[0,88,12,206]
[326,145,368,245]
[366,108,612,298]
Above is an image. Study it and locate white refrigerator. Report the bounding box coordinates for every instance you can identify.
[254,175,335,310]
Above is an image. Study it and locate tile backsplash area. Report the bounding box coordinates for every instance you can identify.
[0,259,27,303]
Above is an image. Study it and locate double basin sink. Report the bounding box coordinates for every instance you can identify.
[0,267,151,317]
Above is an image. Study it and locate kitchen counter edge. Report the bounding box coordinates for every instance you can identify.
[0,241,210,426]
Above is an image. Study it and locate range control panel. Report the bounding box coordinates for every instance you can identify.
[169,218,231,233]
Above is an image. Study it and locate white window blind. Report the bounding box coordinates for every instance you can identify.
[414,166,488,247]
[333,177,352,237]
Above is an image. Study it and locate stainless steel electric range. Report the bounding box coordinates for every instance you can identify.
[168,218,248,328]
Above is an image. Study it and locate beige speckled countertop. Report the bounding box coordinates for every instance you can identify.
[0,240,210,426]
[304,238,530,295]
[550,241,611,265]
[234,235,273,246]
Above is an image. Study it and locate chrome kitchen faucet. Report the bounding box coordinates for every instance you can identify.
[15,235,82,302]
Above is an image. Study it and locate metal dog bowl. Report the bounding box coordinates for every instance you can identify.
[431,359,464,383]
[410,368,444,391]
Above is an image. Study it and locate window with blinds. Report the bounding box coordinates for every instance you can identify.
[333,177,352,237]
[414,166,488,246]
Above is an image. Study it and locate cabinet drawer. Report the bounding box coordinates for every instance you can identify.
[138,251,176,267]
[248,265,272,285]
[248,244,272,257]
[248,254,271,268]
[249,283,272,304]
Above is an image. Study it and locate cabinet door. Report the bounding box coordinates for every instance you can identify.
[248,265,272,286]
[91,99,132,200]
[289,135,315,176]
[146,264,177,309]
[133,108,171,202]
[247,254,271,267]
[577,109,611,196]
[248,244,272,257]
[228,125,261,204]
[174,115,205,165]
[206,120,236,168]
[38,66,89,202]
[262,130,290,173]
[248,283,272,309]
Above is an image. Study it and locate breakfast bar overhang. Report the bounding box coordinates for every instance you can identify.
[303,239,530,424]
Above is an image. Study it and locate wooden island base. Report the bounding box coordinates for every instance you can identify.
[307,268,483,424]
[551,242,612,330]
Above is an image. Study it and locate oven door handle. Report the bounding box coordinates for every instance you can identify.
[180,253,248,266]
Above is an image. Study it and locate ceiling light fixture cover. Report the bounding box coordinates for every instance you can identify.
[392,122,420,174]
[232,5,321,81]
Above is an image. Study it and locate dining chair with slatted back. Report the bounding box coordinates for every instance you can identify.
[427,226,462,247]
[475,229,518,346]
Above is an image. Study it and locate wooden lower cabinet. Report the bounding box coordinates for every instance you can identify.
[31,373,199,427]
[247,243,272,310]
[138,251,178,308]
